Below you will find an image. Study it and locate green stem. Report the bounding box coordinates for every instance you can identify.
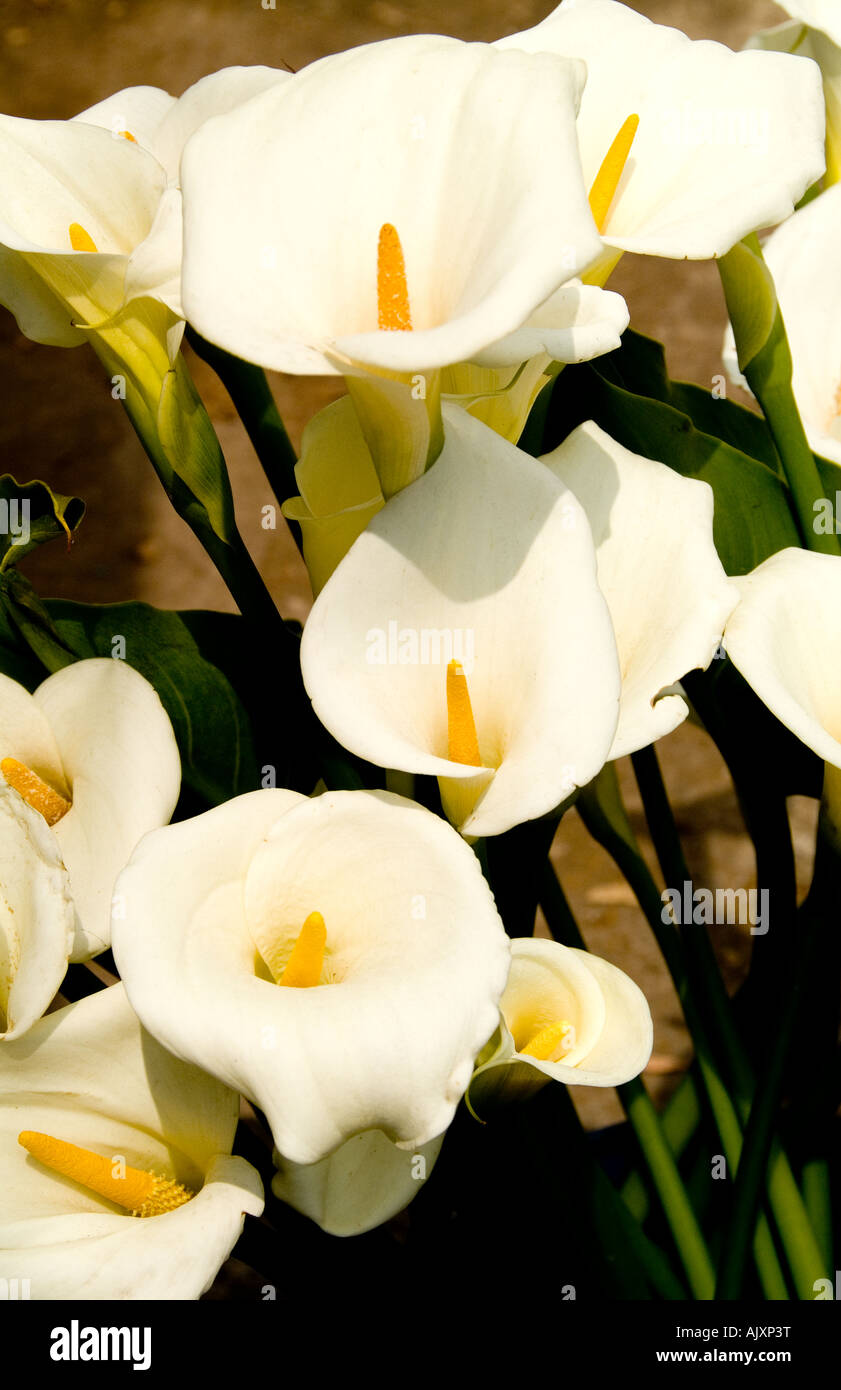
[578,766,811,1297]
[186,328,301,530]
[629,747,829,1298]
[619,1077,716,1299]
[539,854,715,1298]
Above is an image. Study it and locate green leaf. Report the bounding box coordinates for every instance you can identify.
[0,475,84,572]
[44,599,258,804]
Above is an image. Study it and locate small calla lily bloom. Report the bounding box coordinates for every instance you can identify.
[541,421,739,758]
[0,983,263,1300]
[469,937,653,1115]
[499,0,825,263]
[0,780,74,1041]
[112,787,510,1167]
[300,405,621,838]
[722,547,841,841]
[723,184,841,466]
[0,658,180,960]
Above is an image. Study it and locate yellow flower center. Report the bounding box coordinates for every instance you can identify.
[377,222,412,331]
[18,1131,194,1218]
[68,222,98,253]
[588,114,640,234]
[519,1018,575,1062]
[119,130,137,143]
[1,757,70,826]
[446,659,481,767]
[278,910,327,988]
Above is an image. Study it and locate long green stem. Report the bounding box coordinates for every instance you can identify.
[539,853,715,1298]
[629,747,832,1297]
[577,766,824,1297]
[186,328,301,529]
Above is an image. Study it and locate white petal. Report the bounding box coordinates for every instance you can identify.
[742,186,841,452]
[74,86,177,151]
[0,114,165,256]
[769,2,841,47]
[500,0,826,258]
[0,984,263,1300]
[471,282,629,368]
[723,547,841,767]
[0,671,66,787]
[0,244,84,345]
[541,421,739,758]
[152,66,291,182]
[301,405,620,837]
[113,788,509,1165]
[123,186,184,315]
[181,36,601,374]
[0,783,74,1041]
[34,659,181,959]
[272,1130,444,1236]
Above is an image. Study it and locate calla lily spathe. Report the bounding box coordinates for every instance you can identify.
[749,3,841,184]
[272,1130,445,1237]
[0,658,180,960]
[723,184,841,466]
[300,405,621,838]
[499,0,826,264]
[0,66,287,352]
[180,36,601,378]
[0,983,263,1300]
[541,421,739,758]
[722,547,841,842]
[469,937,653,1114]
[112,787,510,1168]
[0,780,74,1041]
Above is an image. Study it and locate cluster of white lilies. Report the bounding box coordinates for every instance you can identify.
[0,0,840,1301]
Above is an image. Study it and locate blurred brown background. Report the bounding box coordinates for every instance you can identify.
[0,0,814,1126]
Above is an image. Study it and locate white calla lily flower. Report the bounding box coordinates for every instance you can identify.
[300,405,621,838]
[723,184,841,466]
[722,546,841,845]
[0,658,180,960]
[0,66,287,360]
[112,787,510,1168]
[541,421,739,758]
[180,36,600,377]
[499,0,825,263]
[722,546,841,768]
[470,937,653,1113]
[0,781,74,1041]
[0,983,263,1300]
[272,1130,445,1237]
